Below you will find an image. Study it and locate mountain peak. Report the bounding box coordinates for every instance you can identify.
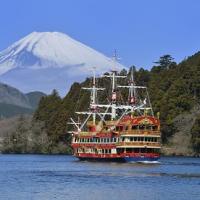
[0,31,125,95]
[0,31,124,74]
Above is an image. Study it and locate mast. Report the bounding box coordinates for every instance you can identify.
[102,51,126,120]
[91,69,97,125]
[82,68,104,125]
[117,67,154,116]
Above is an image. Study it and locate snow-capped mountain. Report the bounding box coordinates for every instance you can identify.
[0,32,125,95]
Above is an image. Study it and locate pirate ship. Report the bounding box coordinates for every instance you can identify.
[69,65,161,162]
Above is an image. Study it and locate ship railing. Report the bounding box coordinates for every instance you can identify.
[117,141,161,147]
[78,132,97,136]
[119,152,160,158]
[120,130,160,136]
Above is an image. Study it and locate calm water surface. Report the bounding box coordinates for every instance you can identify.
[0,155,200,200]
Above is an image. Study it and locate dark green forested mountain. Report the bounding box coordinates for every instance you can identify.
[0,83,46,118]
[2,52,200,155]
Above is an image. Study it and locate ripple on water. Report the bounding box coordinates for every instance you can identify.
[0,155,200,200]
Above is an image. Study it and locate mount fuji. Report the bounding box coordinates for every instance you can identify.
[0,32,125,95]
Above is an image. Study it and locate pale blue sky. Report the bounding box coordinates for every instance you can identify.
[0,0,200,69]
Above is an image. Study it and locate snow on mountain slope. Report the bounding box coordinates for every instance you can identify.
[0,32,124,74]
[0,32,125,95]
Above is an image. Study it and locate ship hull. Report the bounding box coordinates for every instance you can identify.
[75,154,160,163]
[78,157,125,162]
[123,156,160,163]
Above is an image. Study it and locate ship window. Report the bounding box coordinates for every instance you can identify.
[134,148,139,153]
[107,138,109,143]
[116,126,123,131]
[141,148,145,153]
[126,148,132,153]
[132,125,138,130]
[130,137,133,142]
[125,126,129,131]
[152,126,158,131]
[139,125,145,130]
[146,125,152,130]
[125,137,130,142]
[122,137,125,142]
[138,137,141,142]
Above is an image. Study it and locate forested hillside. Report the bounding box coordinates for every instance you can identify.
[0,83,46,118]
[2,52,200,155]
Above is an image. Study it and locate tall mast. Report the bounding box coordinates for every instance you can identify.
[81,68,105,125]
[129,67,137,107]
[103,51,126,120]
[92,69,96,125]
[117,67,154,116]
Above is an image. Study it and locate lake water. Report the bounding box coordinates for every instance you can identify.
[0,155,199,200]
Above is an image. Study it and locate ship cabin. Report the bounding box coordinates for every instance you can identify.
[71,115,161,158]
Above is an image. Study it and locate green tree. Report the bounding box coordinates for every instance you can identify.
[191,115,200,153]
